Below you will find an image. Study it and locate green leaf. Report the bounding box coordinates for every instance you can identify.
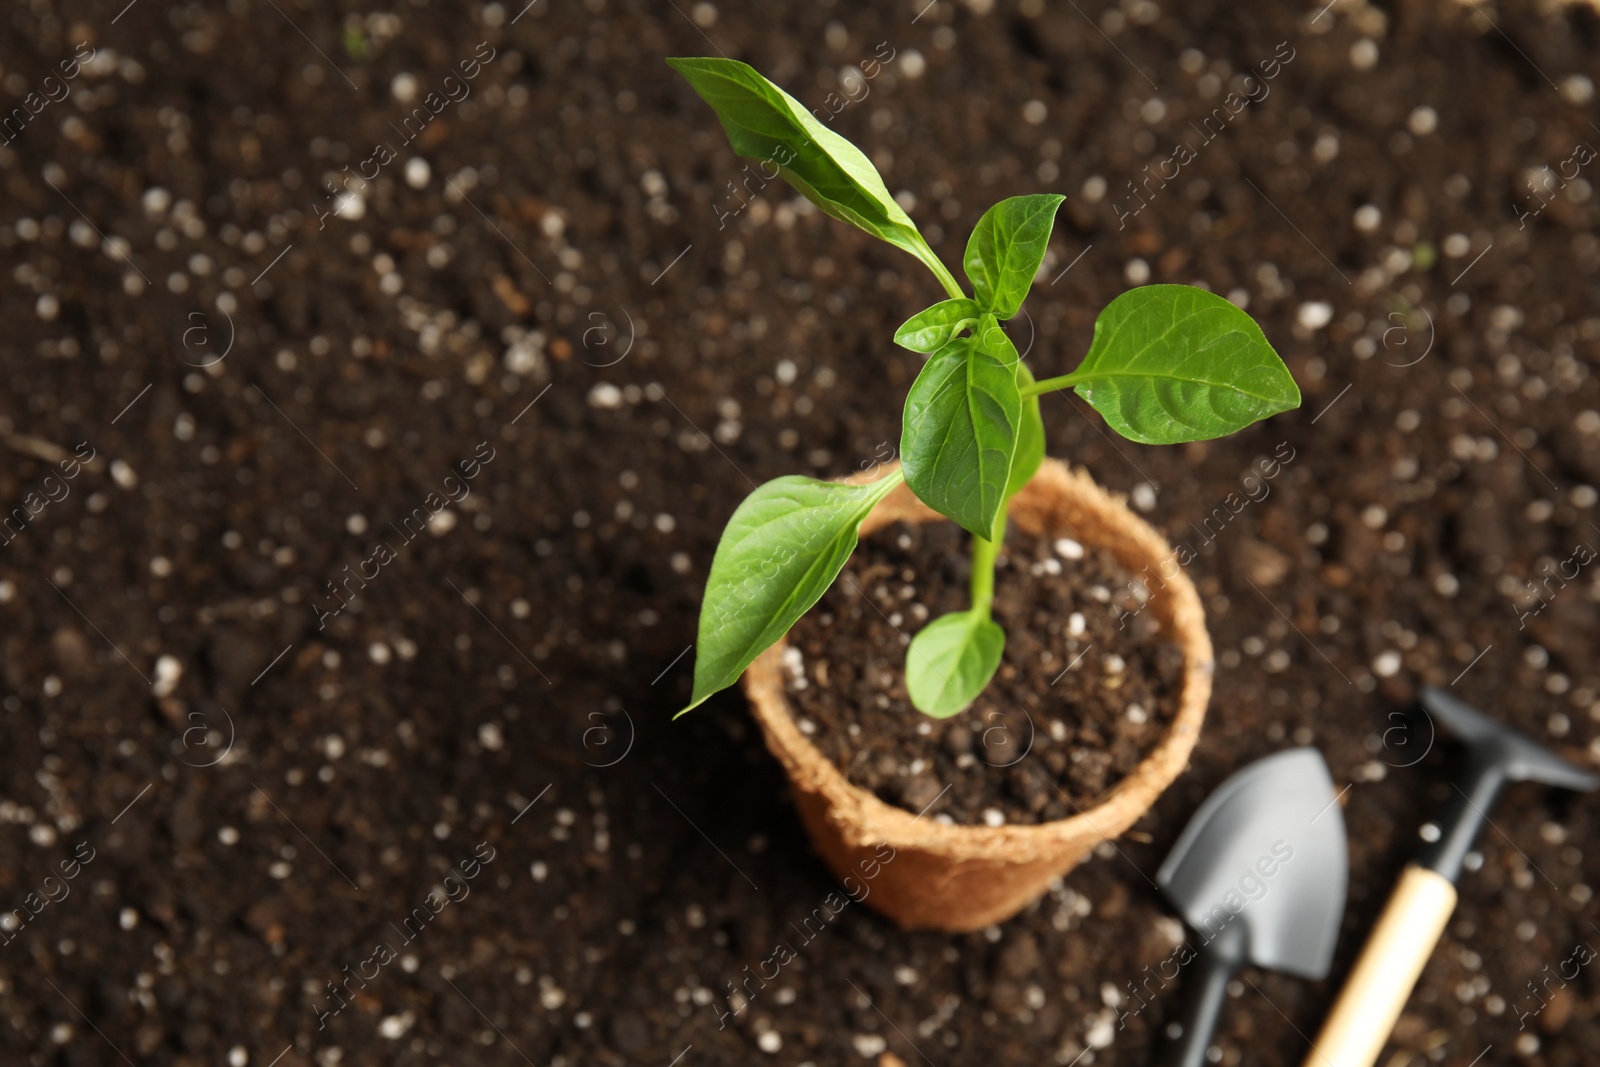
[1071,284,1301,445]
[895,298,983,354]
[963,194,1066,318]
[905,610,1005,718]
[1008,361,1046,498]
[681,470,903,715]
[970,318,1043,501]
[667,57,953,289]
[900,331,1023,538]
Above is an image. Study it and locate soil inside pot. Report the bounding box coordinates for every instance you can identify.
[781,517,1187,826]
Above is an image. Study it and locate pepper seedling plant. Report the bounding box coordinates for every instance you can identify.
[669,58,1301,719]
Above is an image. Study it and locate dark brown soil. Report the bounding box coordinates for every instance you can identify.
[785,519,1184,825]
[3,1,1600,1066]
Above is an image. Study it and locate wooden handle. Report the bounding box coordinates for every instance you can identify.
[1303,865,1457,1067]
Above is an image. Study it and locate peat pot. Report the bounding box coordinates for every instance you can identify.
[742,458,1215,932]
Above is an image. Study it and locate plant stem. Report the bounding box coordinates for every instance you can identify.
[969,506,1006,618]
[929,257,965,301]
[912,240,966,301]
[1021,370,1085,397]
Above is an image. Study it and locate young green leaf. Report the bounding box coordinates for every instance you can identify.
[970,319,1043,500]
[681,470,903,715]
[1067,284,1301,445]
[1008,361,1046,498]
[667,57,956,293]
[963,194,1066,318]
[894,298,983,354]
[905,609,1005,718]
[900,332,1023,539]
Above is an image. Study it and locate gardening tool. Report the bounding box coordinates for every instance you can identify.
[1155,747,1348,1067]
[1302,686,1599,1067]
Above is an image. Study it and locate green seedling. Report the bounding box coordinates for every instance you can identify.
[669,57,1300,719]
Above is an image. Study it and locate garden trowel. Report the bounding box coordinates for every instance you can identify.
[1155,747,1348,1067]
[1302,687,1598,1067]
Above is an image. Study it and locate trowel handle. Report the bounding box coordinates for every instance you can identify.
[1159,947,1236,1067]
[1302,865,1458,1067]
